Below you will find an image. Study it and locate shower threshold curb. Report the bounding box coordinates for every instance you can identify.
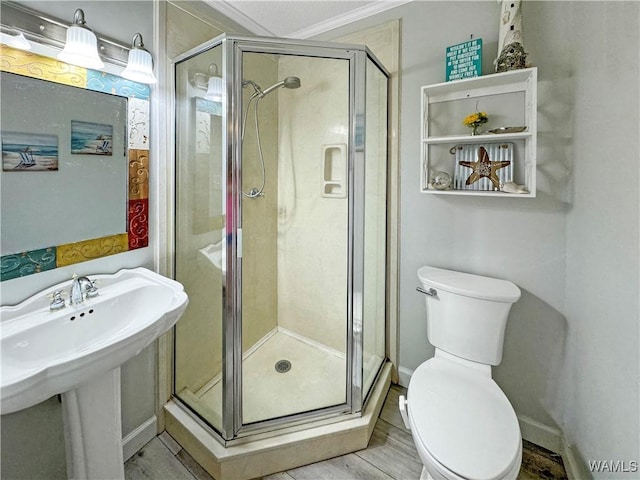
[164,362,392,480]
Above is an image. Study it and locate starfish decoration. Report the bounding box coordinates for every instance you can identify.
[459,146,511,190]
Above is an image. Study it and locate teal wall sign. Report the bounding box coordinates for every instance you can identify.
[446,38,482,81]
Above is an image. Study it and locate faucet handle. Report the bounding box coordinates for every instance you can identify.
[49,290,66,311]
[85,279,99,298]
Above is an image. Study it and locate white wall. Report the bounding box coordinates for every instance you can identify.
[321,0,566,428]
[319,0,639,473]
[530,2,639,475]
[0,2,155,478]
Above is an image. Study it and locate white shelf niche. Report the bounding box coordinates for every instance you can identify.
[420,67,537,197]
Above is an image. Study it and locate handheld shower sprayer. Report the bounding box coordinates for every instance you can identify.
[241,76,302,199]
[260,76,302,97]
[243,76,301,99]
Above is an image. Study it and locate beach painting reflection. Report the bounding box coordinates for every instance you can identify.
[1,131,59,171]
[71,120,113,156]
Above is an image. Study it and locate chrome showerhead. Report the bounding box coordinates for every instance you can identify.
[260,76,301,97]
[282,76,301,89]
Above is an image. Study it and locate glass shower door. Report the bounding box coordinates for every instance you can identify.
[239,50,352,425]
[174,42,226,435]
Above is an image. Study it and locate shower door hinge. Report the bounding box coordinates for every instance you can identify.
[237,228,243,258]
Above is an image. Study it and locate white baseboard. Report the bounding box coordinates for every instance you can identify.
[517,414,562,453]
[506,416,591,480]
[122,415,157,461]
[397,365,413,388]
[561,438,591,480]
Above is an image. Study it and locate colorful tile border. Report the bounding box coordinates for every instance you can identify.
[128,199,150,249]
[129,149,150,200]
[56,234,129,268]
[86,69,150,100]
[0,247,57,282]
[128,97,150,149]
[0,46,151,281]
[0,45,87,87]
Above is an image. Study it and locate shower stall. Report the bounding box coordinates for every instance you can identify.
[172,34,389,444]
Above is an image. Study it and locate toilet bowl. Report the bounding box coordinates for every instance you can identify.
[399,266,522,480]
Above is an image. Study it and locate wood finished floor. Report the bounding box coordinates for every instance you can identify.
[125,386,568,480]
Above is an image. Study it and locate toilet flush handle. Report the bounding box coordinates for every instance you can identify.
[398,395,411,430]
[416,286,437,297]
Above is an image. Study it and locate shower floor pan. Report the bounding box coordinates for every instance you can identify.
[178,328,347,425]
[166,361,392,480]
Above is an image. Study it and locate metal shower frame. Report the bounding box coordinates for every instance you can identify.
[173,33,390,444]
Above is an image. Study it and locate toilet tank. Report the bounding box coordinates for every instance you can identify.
[417,266,521,365]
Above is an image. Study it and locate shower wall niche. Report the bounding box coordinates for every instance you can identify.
[173,34,389,443]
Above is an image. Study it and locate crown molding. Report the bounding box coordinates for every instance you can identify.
[202,0,275,36]
[286,0,412,39]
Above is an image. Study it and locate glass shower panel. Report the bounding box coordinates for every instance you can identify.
[362,56,388,398]
[174,44,225,433]
[240,52,351,424]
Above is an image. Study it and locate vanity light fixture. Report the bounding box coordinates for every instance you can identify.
[57,8,104,69]
[2,3,131,67]
[121,33,157,85]
[3,3,158,80]
[204,64,223,102]
[0,29,31,50]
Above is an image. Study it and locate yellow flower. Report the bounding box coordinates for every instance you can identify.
[463,111,488,127]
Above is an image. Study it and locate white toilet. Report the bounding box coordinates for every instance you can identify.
[399,266,523,480]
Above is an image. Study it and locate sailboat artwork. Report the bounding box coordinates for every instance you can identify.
[71,120,113,156]
[1,131,58,171]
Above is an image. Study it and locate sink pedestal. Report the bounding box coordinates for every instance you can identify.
[61,367,124,480]
[1,268,188,477]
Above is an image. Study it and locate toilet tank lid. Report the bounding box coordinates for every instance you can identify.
[417,266,521,303]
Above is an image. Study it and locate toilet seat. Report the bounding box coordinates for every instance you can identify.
[416,438,522,480]
[407,357,521,480]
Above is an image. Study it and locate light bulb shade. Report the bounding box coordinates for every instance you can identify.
[121,48,157,84]
[0,31,31,50]
[58,25,104,69]
[204,76,223,102]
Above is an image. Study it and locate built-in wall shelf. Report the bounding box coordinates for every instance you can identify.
[421,67,537,197]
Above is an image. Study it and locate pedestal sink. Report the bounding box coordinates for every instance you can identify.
[1,267,188,479]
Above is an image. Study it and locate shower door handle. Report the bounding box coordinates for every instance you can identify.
[416,286,437,297]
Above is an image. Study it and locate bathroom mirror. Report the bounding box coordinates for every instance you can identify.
[1,72,128,253]
[0,46,151,281]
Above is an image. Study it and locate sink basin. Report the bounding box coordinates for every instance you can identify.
[1,267,188,415]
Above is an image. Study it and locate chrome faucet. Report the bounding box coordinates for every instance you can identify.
[69,275,98,305]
